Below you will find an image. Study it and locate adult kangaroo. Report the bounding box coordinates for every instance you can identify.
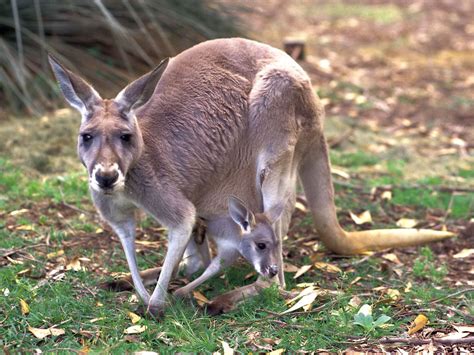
[49,38,453,316]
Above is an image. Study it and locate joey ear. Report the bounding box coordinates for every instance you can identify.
[48,54,101,115]
[228,196,255,233]
[115,57,169,113]
[265,202,286,225]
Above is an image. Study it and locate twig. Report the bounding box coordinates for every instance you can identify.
[430,288,474,304]
[379,336,474,345]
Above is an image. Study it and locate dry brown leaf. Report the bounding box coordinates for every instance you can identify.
[381,253,402,265]
[128,311,141,324]
[47,250,65,260]
[440,332,469,340]
[453,325,474,333]
[123,325,147,334]
[66,257,83,271]
[10,209,29,216]
[192,291,210,307]
[396,218,418,228]
[349,210,372,225]
[284,263,299,273]
[244,271,256,280]
[15,225,34,231]
[331,167,350,179]
[221,340,234,355]
[404,281,413,293]
[267,349,285,355]
[294,201,307,212]
[314,262,342,273]
[453,249,474,259]
[381,191,392,200]
[386,288,401,301]
[282,290,319,314]
[348,295,362,308]
[28,326,65,339]
[293,264,312,279]
[20,299,30,315]
[90,317,105,323]
[350,276,362,285]
[407,314,428,335]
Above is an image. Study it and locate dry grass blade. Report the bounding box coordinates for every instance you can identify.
[0,0,245,115]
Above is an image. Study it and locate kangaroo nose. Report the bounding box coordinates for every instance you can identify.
[269,264,278,277]
[95,170,119,189]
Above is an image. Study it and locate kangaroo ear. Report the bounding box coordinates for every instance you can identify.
[115,57,169,113]
[228,196,255,233]
[48,54,101,116]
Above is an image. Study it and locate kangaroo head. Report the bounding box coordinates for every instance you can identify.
[228,196,285,279]
[48,55,169,194]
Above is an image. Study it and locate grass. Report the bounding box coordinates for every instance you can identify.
[1,153,472,352]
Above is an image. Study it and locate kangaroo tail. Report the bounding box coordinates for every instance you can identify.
[298,135,454,255]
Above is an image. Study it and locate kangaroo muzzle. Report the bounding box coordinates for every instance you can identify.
[90,163,125,192]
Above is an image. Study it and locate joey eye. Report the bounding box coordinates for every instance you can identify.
[81,134,93,143]
[120,134,132,142]
[256,243,266,250]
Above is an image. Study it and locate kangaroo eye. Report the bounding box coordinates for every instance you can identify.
[81,134,93,142]
[120,134,132,142]
[257,243,266,250]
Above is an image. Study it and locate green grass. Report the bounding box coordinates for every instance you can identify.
[1,153,472,351]
[318,3,404,25]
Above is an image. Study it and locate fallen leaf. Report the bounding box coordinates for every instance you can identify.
[453,325,474,333]
[348,295,362,308]
[294,201,307,212]
[15,225,34,231]
[396,218,418,228]
[28,326,65,339]
[440,332,469,340]
[10,209,29,216]
[123,325,147,334]
[404,281,412,293]
[20,299,30,315]
[293,264,312,279]
[221,340,234,355]
[192,291,210,307]
[95,228,103,234]
[453,249,474,259]
[66,257,83,271]
[381,253,402,265]
[128,311,141,324]
[408,314,428,335]
[244,271,256,280]
[284,263,299,273]
[350,210,372,225]
[90,317,105,323]
[286,286,316,305]
[47,250,65,260]
[331,167,350,179]
[281,290,318,314]
[268,350,285,355]
[350,276,362,285]
[386,288,401,301]
[381,191,392,200]
[314,262,341,273]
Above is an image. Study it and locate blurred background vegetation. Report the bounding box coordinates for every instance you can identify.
[0,0,244,116]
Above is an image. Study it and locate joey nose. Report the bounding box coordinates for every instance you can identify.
[268,264,278,277]
[95,171,119,189]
